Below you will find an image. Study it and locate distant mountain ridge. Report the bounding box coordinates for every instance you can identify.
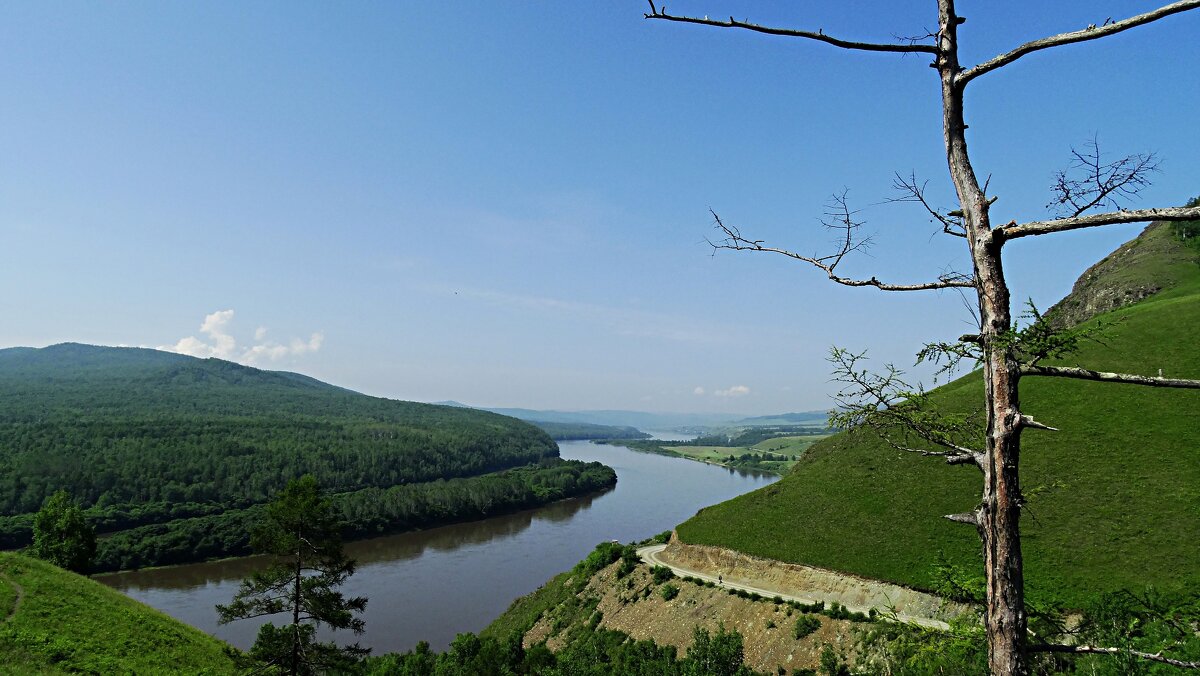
[434,402,828,431]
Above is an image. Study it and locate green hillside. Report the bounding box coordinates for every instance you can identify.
[0,344,567,569]
[0,552,238,674]
[677,221,1200,608]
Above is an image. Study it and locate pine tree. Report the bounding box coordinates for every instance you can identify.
[217,475,368,675]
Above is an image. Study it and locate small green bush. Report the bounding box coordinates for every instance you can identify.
[615,545,639,579]
[793,614,821,640]
[651,565,675,584]
[660,583,679,601]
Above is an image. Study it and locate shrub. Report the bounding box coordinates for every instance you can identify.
[793,614,821,640]
[616,545,640,579]
[651,565,675,584]
[660,583,680,601]
[575,542,624,578]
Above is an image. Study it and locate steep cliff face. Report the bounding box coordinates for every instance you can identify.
[1046,220,1199,328]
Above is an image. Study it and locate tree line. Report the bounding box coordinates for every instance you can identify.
[90,458,615,572]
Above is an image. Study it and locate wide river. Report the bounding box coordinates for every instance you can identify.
[98,436,777,653]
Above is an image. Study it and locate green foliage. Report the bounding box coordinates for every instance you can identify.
[363,625,762,676]
[1170,196,1200,245]
[616,545,640,579]
[929,550,985,604]
[30,491,95,574]
[792,614,821,639]
[0,552,239,674]
[217,476,367,675]
[651,565,675,584]
[855,618,987,676]
[1071,589,1200,675]
[574,541,628,579]
[685,624,751,676]
[660,583,680,601]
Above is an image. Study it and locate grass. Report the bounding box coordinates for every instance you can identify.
[0,552,240,674]
[481,570,577,641]
[678,242,1200,610]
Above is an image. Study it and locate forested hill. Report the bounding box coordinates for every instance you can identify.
[0,344,565,565]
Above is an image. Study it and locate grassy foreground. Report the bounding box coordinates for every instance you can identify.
[0,552,238,675]
[678,236,1200,609]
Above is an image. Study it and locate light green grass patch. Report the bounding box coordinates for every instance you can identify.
[0,553,239,675]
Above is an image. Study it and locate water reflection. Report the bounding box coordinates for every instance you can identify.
[100,439,775,653]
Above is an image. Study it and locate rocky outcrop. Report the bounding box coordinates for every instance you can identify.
[1046,221,1199,328]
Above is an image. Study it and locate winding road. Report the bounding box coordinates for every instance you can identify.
[637,544,951,630]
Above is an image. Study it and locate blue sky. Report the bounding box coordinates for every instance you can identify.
[2,2,1198,414]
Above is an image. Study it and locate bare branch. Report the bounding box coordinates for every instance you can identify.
[1019,415,1059,432]
[643,1,939,55]
[958,1,1200,87]
[1047,138,1159,218]
[944,511,980,526]
[1021,365,1200,389]
[1029,643,1200,669]
[890,442,981,467]
[710,207,975,291]
[890,172,966,237]
[997,206,1200,241]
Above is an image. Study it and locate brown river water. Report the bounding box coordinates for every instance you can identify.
[98,437,777,653]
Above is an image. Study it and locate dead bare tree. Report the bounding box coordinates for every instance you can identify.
[645,2,1200,674]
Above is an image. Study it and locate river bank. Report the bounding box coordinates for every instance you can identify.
[99,440,777,652]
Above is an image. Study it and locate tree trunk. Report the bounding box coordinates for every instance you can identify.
[292,541,302,676]
[936,1,1028,673]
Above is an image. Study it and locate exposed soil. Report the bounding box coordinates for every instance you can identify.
[526,560,862,674]
[654,538,969,626]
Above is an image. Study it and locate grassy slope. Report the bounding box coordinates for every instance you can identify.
[0,553,238,674]
[678,235,1200,609]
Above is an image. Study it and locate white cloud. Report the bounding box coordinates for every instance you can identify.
[161,310,323,365]
[693,386,706,396]
[714,385,751,398]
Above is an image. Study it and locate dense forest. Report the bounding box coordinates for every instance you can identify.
[91,458,615,572]
[530,421,650,441]
[0,344,609,568]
